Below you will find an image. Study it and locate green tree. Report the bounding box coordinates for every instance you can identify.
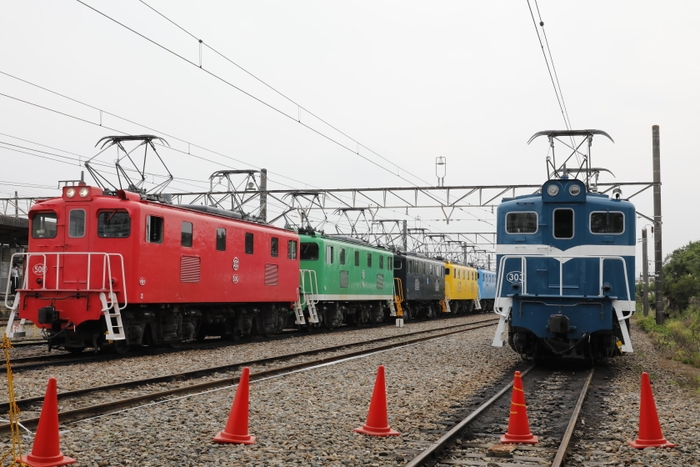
[662,240,700,312]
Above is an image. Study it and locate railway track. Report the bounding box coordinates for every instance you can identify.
[405,365,596,467]
[3,316,496,372]
[0,317,498,435]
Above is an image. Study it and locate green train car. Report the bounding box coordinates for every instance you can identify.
[298,231,395,328]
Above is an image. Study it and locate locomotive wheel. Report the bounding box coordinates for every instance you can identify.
[225,328,242,341]
[113,340,130,354]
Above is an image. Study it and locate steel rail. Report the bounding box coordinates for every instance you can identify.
[0,318,497,434]
[551,367,595,467]
[405,366,535,467]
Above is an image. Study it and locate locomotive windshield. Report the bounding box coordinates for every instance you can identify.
[506,212,537,234]
[32,212,58,238]
[590,211,624,234]
[300,242,319,260]
[97,210,131,238]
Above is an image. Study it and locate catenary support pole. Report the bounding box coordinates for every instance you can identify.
[652,125,664,325]
[642,227,649,317]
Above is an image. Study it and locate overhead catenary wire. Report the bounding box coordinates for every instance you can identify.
[76,0,433,188]
[0,85,472,244]
[79,1,496,233]
[0,5,497,257]
[526,0,573,132]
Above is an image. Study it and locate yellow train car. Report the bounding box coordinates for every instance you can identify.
[443,261,480,314]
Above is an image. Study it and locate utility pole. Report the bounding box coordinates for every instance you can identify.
[642,227,649,317]
[652,125,664,325]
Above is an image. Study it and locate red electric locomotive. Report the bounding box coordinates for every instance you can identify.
[8,184,300,352]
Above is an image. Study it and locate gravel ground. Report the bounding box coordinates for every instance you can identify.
[568,321,700,467]
[2,316,699,467]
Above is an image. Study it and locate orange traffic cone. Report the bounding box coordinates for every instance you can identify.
[214,367,256,444]
[354,365,400,436]
[628,372,675,449]
[501,371,538,444]
[19,377,76,467]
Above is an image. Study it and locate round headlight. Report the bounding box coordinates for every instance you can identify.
[66,188,75,198]
[546,184,560,196]
[569,184,581,196]
[79,187,90,198]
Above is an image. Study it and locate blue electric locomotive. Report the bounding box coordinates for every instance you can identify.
[477,268,496,312]
[492,130,636,360]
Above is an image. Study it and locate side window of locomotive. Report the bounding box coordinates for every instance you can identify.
[271,237,278,257]
[300,242,318,260]
[339,248,346,265]
[245,233,254,254]
[379,255,384,269]
[367,253,372,268]
[288,240,298,260]
[32,212,58,238]
[98,211,130,238]
[590,212,624,234]
[146,215,164,244]
[553,208,574,239]
[325,245,334,264]
[216,228,226,251]
[181,221,193,247]
[68,209,85,238]
[506,212,538,234]
[354,251,360,266]
[388,256,393,270]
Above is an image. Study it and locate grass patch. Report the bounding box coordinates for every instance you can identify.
[635,309,700,368]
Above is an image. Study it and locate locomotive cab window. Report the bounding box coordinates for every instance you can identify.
[98,210,130,238]
[388,256,393,270]
[553,208,574,239]
[32,212,58,238]
[506,212,537,234]
[271,237,278,257]
[245,233,254,254]
[147,215,164,244]
[300,242,318,260]
[590,211,624,234]
[181,221,193,247]
[339,248,346,265]
[288,240,298,260]
[68,209,85,238]
[216,228,226,251]
[326,245,334,264]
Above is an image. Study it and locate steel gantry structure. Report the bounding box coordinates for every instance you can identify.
[163,168,656,267]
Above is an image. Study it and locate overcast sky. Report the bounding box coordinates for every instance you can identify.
[1,1,698,274]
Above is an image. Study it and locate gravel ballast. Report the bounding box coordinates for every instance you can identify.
[2,316,699,466]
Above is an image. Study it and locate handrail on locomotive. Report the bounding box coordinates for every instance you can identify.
[4,251,127,338]
[493,253,634,317]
